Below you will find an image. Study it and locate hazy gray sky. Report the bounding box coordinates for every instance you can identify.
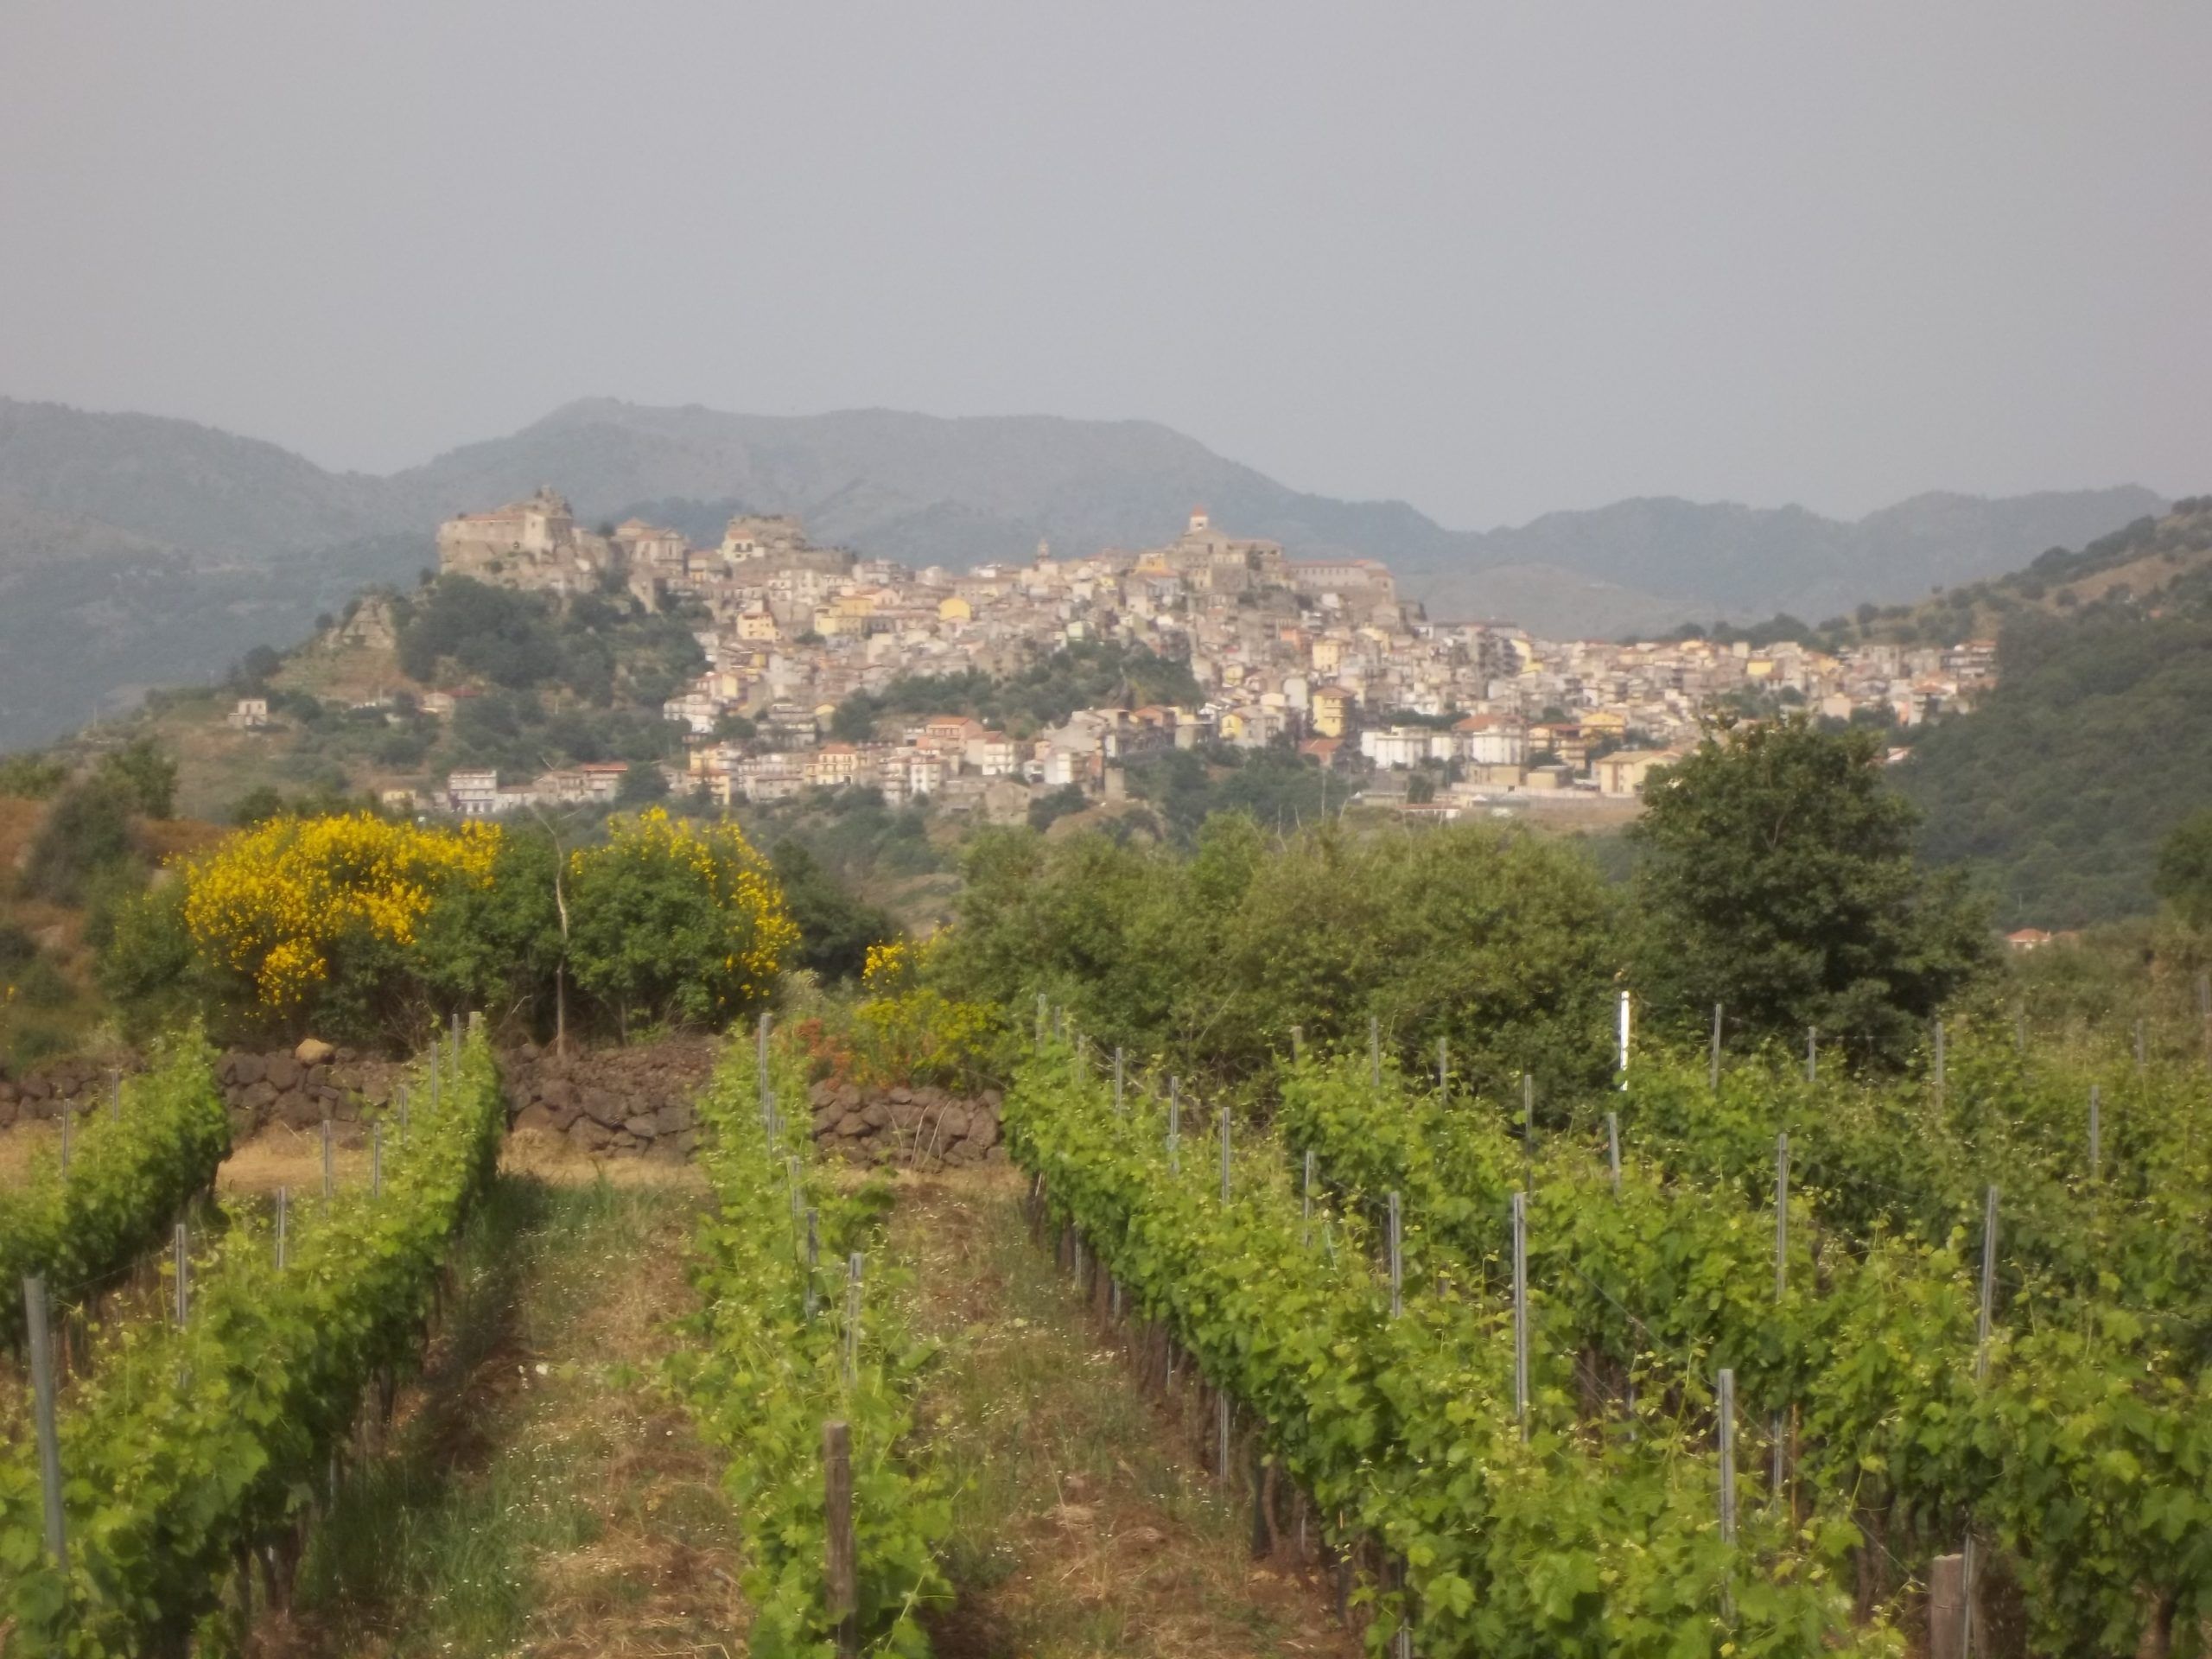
[3,2,2206,528]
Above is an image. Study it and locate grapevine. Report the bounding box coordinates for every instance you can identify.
[1006,1037,1891,1659]
[0,1031,231,1353]
[0,1029,504,1656]
[671,1027,950,1657]
[1284,1035,2212,1654]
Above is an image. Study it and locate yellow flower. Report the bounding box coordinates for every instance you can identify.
[568,809,799,1018]
[178,814,502,1009]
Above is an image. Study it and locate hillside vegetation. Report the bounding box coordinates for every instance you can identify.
[32,576,701,824]
[1897,499,2212,926]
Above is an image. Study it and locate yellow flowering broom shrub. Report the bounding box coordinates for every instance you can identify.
[173,813,501,1036]
[845,932,995,1088]
[567,808,798,1033]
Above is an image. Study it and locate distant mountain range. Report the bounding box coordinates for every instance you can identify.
[0,393,2168,748]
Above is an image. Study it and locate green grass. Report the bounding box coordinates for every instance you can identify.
[279,1161,1347,1658]
[286,1170,739,1656]
[892,1173,1351,1659]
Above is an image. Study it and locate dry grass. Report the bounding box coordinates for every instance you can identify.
[217,1123,385,1198]
[499,1126,711,1192]
[0,795,46,879]
[893,1167,1358,1659]
[0,1120,60,1184]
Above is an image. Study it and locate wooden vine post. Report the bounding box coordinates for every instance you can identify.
[823,1420,858,1659]
[23,1275,67,1574]
[1928,1553,1966,1659]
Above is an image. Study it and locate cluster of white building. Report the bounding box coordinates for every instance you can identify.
[442,760,630,817]
[425,493,1999,817]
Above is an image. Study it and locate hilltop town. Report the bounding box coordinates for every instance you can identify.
[421,488,1996,819]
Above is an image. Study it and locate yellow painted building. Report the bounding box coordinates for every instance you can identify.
[1312,684,1355,739]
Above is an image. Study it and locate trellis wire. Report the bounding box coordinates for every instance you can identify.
[1510,1191,1529,1440]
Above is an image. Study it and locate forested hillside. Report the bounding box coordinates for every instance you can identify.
[1899,499,2212,926]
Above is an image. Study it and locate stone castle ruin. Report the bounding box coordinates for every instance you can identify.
[434,487,616,596]
[435,493,854,614]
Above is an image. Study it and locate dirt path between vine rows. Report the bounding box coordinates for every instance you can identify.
[255,1135,748,1658]
[890,1166,1360,1659]
[235,1140,1353,1658]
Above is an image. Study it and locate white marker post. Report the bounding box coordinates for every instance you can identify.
[1617,990,1631,1087]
